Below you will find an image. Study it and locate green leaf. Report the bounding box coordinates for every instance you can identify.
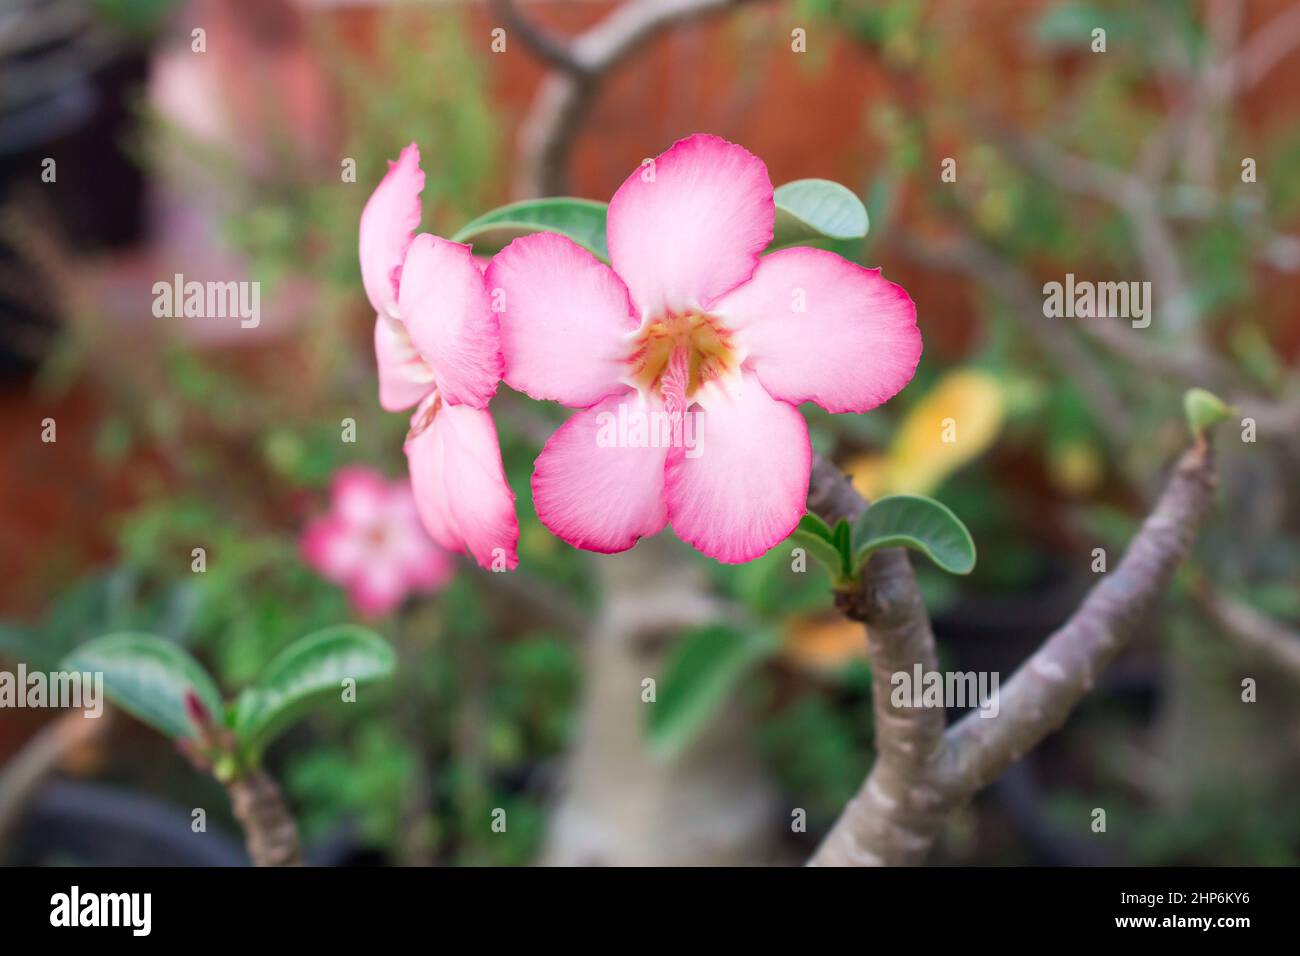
[789,513,847,580]
[771,179,869,248]
[832,518,853,564]
[796,511,835,543]
[62,633,224,741]
[851,495,976,576]
[233,625,394,754]
[1033,4,1138,49]
[451,198,609,260]
[1183,387,1234,440]
[647,625,778,759]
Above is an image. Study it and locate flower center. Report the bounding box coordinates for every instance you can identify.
[625,311,739,402]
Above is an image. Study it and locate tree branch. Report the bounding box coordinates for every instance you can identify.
[976,112,1300,435]
[893,230,1135,432]
[806,453,949,866]
[897,225,1300,440]
[1199,587,1300,687]
[941,442,1219,797]
[507,0,762,197]
[982,118,1199,333]
[1209,2,1300,96]
[806,441,1219,865]
[489,0,588,75]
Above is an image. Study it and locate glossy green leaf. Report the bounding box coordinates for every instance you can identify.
[771,179,869,248]
[832,518,853,561]
[797,511,835,543]
[851,495,976,576]
[647,625,778,759]
[451,198,609,260]
[234,626,394,754]
[62,633,224,741]
[789,513,846,579]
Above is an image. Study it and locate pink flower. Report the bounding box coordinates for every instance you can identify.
[486,134,921,564]
[302,467,454,617]
[360,143,518,570]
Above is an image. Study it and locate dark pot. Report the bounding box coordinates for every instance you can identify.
[11,780,248,866]
[0,2,151,378]
[11,779,386,867]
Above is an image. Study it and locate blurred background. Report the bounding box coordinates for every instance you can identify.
[1,0,1298,866]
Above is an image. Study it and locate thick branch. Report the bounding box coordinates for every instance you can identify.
[806,442,1218,865]
[226,770,303,867]
[806,454,947,866]
[806,450,868,524]
[941,442,1219,798]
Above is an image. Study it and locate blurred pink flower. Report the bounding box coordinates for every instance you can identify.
[302,467,454,617]
[359,144,518,570]
[486,134,921,564]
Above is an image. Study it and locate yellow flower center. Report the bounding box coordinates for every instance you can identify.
[624,311,739,401]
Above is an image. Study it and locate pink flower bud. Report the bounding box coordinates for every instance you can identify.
[184,689,212,730]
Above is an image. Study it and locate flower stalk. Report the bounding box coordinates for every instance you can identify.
[225,770,304,868]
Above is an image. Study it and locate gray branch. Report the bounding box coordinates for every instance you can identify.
[1200,587,1300,687]
[807,441,1219,865]
[505,0,762,197]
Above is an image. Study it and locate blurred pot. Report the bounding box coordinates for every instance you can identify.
[12,779,247,865]
[0,0,153,376]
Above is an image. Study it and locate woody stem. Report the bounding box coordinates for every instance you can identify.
[225,770,303,867]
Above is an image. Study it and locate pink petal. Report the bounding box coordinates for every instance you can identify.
[301,517,362,580]
[665,374,810,564]
[405,398,519,570]
[389,484,456,590]
[349,565,407,618]
[486,233,636,408]
[531,392,669,554]
[402,540,455,592]
[359,143,423,321]
[374,315,436,412]
[714,248,921,413]
[607,134,774,317]
[397,234,503,409]
[333,466,391,527]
